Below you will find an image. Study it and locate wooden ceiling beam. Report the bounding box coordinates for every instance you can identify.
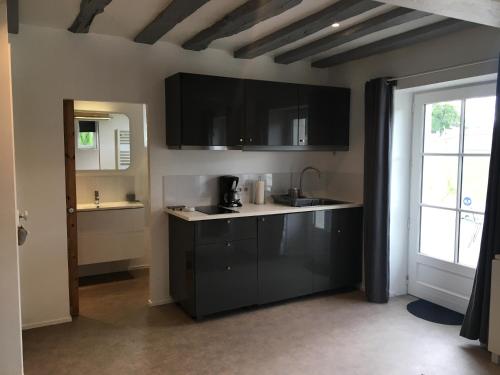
[7,0,18,34]
[182,0,302,51]
[311,19,473,68]
[234,0,381,59]
[275,8,429,64]
[68,0,112,33]
[135,0,211,45]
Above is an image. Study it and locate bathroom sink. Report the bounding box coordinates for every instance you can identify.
[272,195,350,207]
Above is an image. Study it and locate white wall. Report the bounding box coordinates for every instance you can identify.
[390,90,413,296]
[327,25,500,295]
[0,2,23,373]
[11,24,336,325]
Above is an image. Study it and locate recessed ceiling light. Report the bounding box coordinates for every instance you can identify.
[331,23,340,28]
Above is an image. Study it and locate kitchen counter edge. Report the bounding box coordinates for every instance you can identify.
[164,202,363,222]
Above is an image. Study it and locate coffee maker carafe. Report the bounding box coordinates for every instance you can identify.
[219,175,242,208]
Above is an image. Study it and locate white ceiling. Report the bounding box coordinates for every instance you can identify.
[17,0,484,65]
[378,0,500,28]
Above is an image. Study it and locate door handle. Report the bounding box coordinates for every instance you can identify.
[68,208,75,214]
[18,225,28,246]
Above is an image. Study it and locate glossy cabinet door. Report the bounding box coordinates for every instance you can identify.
[196,238,258,316]
[181,73,245,147]
[310,210,335,293]
[258,213,313,304]
[195,217,257,245]
[331,207,363,288]
[245,80,299,146]
[299,85,350,148]
[169,216,196,317]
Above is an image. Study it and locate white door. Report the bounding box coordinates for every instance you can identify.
[409,81,497,313]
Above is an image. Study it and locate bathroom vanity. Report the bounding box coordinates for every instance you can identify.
[77,201,145,265]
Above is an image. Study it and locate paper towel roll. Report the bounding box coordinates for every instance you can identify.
[255,180,265,205]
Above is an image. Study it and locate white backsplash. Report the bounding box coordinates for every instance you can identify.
[76,175,136,204]
[163,171,334,208]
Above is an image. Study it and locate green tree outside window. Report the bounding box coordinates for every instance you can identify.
[78,132,96,149]
[431,103,460,135]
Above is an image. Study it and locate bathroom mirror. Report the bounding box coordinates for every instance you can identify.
[75,111,131,171]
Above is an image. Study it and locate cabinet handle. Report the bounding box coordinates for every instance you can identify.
[226,266,231,271]
[226,241,231,247]
[337,229,342,234]
[261,217,265,222]
[239,138,243,143]
[227,219,231,224]
[249,138,253,143]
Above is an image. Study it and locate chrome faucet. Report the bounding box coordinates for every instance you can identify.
[94,190,100,207]
[299,166,321,197]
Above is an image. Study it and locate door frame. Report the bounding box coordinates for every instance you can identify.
[63,99,79,317]
[408,82,496,313]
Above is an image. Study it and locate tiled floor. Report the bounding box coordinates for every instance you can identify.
[23,271,500,375]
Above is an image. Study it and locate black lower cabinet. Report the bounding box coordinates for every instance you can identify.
[169,207,362,319]
[196,239,258,316]
[331,207,363,288]
[311,208,363,292]
[258,213,313,304]
[311,210,335,293]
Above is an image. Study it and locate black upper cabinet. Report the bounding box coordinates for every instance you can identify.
[165,73,350,150]
[165,73,245,148]
[299,85,350,149]
[245,80,299,146]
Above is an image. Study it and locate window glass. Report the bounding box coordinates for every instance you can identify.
[461,156,490,212]
[459,213,484,268]
[78,132,96,149]
[464,96,496,154]
[420,207,456,263]
[418,93,495,268]
[423,100,462,154]
[421,155,458,208]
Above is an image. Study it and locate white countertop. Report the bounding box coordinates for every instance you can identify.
[165,201,363,221]
[77,201,144,212]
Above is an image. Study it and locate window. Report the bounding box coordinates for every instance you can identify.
[417,94,496,268]
[78,121,98,150]
[78,132,96,149]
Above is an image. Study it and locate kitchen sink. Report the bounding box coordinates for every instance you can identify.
[272,194,350,207]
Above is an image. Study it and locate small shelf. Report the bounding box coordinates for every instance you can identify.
[77,201,144,212]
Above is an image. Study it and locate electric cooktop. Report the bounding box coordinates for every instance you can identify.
[195,206,238,215]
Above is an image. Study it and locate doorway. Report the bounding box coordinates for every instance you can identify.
[63,99,150,317]
[408,81,497,313]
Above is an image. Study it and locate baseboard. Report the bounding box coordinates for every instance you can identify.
[389,290,408,298]
[22,316,72,330]
[148,297,173,307]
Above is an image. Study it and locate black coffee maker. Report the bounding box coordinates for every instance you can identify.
[219,175,242,208]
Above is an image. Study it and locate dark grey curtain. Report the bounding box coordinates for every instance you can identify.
[461,57,500,343]
[363,78,394,303]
